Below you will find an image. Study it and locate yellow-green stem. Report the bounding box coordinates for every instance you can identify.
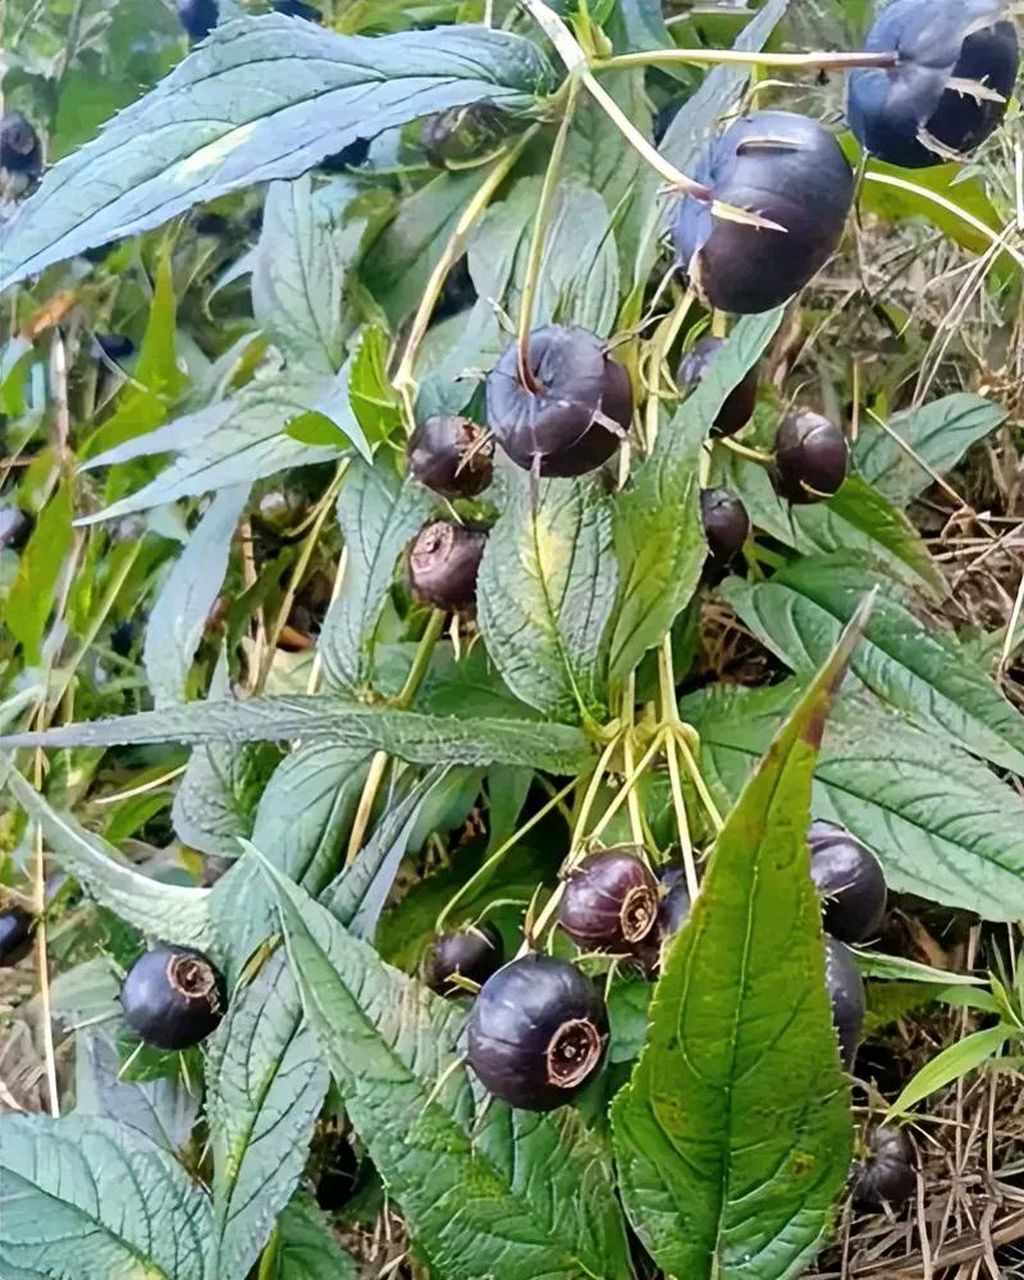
[665,733,700,901]
[395,608,446,710]
[644,289,694,452]
[596,48,898,73]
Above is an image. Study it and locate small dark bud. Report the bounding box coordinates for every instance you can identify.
[407,416,493,499]
[421,923,504,997]
[677,336,758,437]
[0,908,33,967]
[0,112,42,180]
[700,488,751,568]
[771,410,848,504]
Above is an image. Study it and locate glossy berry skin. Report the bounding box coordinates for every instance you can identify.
[486,326,632,477]
[772,411,849,504]
[407,416,493,499]
[701,488,751,568]
[559,848,659,952]
[0,507,31,550]
[467,955,608,1111]
[0,908,33,967]
[671,112,853,315]
[853,1126,917,1212]
[0,113,42,179]
[677,336,759,437]
[809,819,887,944]
[639,864,692,975]
[825,936,865,1071]
[408,521,486,612]
[848,0,1019,169]
[121,944,226,1050]
[175,0,218,40]
[421,923,504,997]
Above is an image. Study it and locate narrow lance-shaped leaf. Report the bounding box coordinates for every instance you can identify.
[0,17,556,288]
[611,594,873,1280]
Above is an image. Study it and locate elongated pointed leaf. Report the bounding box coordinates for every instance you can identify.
[888,1025,1009,1117]
[0,17,555,288]
[611,598,871,1280]
[260,859,633,1280]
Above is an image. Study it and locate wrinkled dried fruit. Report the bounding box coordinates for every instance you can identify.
[677,336,759,437]
[486,326,632,477]
[772,410,849,504]
[408,520,486,612]
[810,819,888,943]
[421,923,504,997]
[848,0,1019,169]
[0,112,42,179]
[467,954,608,1110]
[671,111,853,315]
[407,416,493,499]
[0,908,32,967]
[559,848,659,951]
[700,488,751,568]
[121,944,226,1050]
[826,935,865,1071]
[853,1125,917,1211]
[174,0,218,41]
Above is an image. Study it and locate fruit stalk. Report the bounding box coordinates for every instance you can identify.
[597,49,900,74]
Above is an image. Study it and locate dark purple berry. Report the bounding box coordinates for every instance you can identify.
[852,1125,917,1212]
[638,864,693,976]
[174,0,218,40]
[320,137,371,172]
[273,0,321,18]
[121,944,226,1050]
[559,848,659,952]
[677,336,758,437]
[407,416,493,499]
[467,954,608,1110]
[809,820,887,944]
[93,333,135,365]
[421,923,504,997]
[825,935,865,1072]
[408,520,486,612]
[486,326,632,478]
[771,410,848,504]
[0,113,42,179]
[420,103,509,168]
[0,908,33,967]
[848,0,1019,169]
[671,111,853,315]
[0,507,32,550]
[700,488,750,568]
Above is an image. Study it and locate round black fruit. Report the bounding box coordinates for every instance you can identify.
[638,864,692,975]
[466,954,608,1110]
[485,326,632,477]
[772,410,848,504]
[848,0,1019,169]
[700,488,750,568]
[825,935,865,1072]
[320,137,371,172]
[121,944,226,1050]
[175,0,218,41]
[677,336,758,437]
[559,848,659,952]
[809,819,887,944]
[0,507,32,551]
[420,102,508,168]
[407,415,493,499]
[421,923,504,997]
[671,111,853,314]
[0,908,33,967]
[408,521,486,612]
[852,1125,917,1212]
[0,112,42,179]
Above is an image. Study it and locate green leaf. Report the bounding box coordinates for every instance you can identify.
[0,18,555,288]
[6,480,73,663]
[685,680,1024,922]
[0,698,592,772]
[609,310,782,681]
[264,1192,358,1280]
[259,860,633,1280]
[0,756,214,949]
[320,460,431,692]
[206,953,329,1280]
[888,1025,1010,1116]
[348,325,404,441]
[0,1113,211,1280]
[611,595,868,1280]
[143,484,250,708]
[478,471,616,721]
[855,952,983,986]
[172,737,281,858]
[854,393,1007,507]
[721,555,1024,774]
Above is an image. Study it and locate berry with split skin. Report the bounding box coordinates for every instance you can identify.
[421,923,504,997]
[407,415,493,499]
[677,336,759,437]
[0,908,33,967]
[771,410,849,504]
[700,488,751,569]
[826,935,865,1071]
[670,111,854,315]
[466,954,608,1110]
[848,0,1019,170]
[485,325,632,478]
[121,944,226,1050]
[174,0,218,41]
[408,520,486,612]
[852,1126,917,1212]
[558,848,659,952]
[809,819,888,944]
[0,112,42,180]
